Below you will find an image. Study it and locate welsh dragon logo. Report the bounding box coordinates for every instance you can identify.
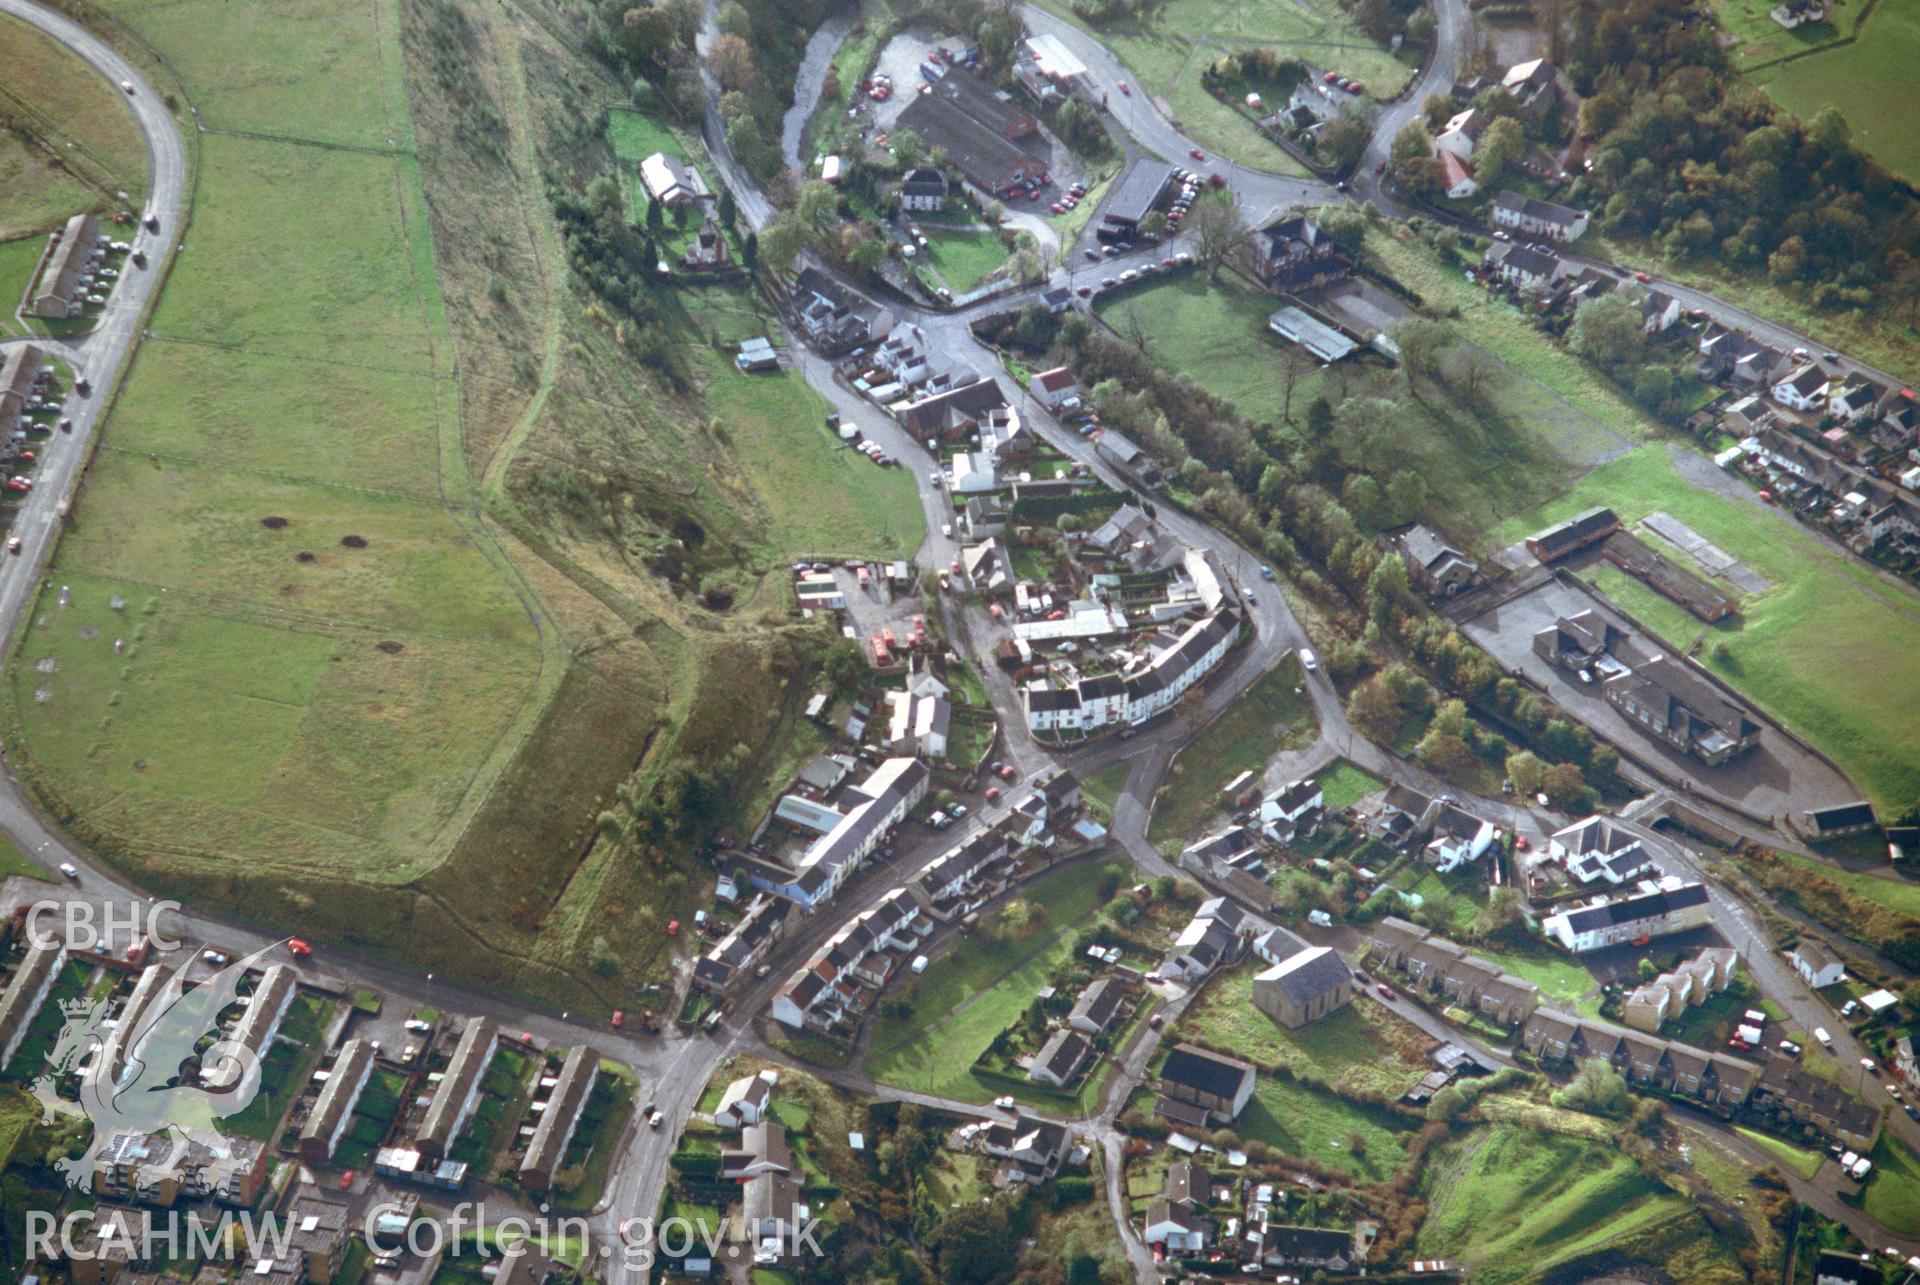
[30,943,286,1188]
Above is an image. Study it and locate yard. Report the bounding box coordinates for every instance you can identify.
[1859,1131,1920,1235]
[1033,0,1409,171]
[866,857,1130,1104]
[1238,1074,1411,1180]
[1417,1124,1690,1282]
[0,12,148,240]
[1491,444,1920,814]
[1147,653,1313,852]
[919,228,1011,295]
[0,236,49,339]
[1313,759,1383,810]
[1174,964,1430,1097]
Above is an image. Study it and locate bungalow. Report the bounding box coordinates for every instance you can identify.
[1068,977,1129,1037]
[1158,1043,1256,1124]
[638,152,706,207]
[713,1070,777,1129]
[1542,880,1712,953]
[1434,108,1488,161]
[739,1170,809,1264]
[1490,190,1589,242]
[899,167,950,213]
[1027,1027,1092,1087]
[1788,939,1845,989]
[1142,1202,1207,1254]
[1773,363,1832,413]
[1262,1226,1360,1272]
[1803,801,1876,840]
[1164,1159,1209,1208]
[1028,366,1083,412]
[1252,945,1353,1029]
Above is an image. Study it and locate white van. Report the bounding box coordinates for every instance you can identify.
[1299,647,1318,672]
[1814,1026,1833,1048]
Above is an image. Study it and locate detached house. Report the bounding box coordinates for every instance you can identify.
[1422,803,1496,873]
[1500,58,1557,117]
[1250,213,1350,293]
[1773,363,1832,413]
[1434,108,1489,161]
[1789,939,1845,989]
[1829,379,1887,424]
[898,167,949,212]
[1639,289,1680,335]
[1485,242,1559,290]
[1143,1202,1208,1254]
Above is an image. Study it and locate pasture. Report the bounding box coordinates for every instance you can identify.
[1752,0,1920,185]
[1417,1125,1688,1281]
[1492,444,1920,813]
[0,12,147,239]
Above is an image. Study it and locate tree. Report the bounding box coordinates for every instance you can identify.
[1348,677,1402,743]
[1567,291,1643,372]
[930,1200,1016,1285]
[1318,116,1371,170]
[1389,316,1450,386]
[1553,1057,1633,1118]
[1474,117,1525,190]
[614,4,677,67]
[711,32,758,94]
[1334,395,1395,463]
[1632,364,1674,408]
[1417,726,1475,778]
[717,189,736,230]
[741,230,758,270]
[1637,957,1658,982]
[1505,749,1547,798]
[1442,343,1502,408]
[715,0,752,38]
[1387,468,1428,522]
[1543,761,1588,811]
[1187,190,1249,276]
[1471,886,1527,944]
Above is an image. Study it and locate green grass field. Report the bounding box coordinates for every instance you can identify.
[866,858,1129,1104]
[1469,944,1602,1018]
[1750,0,1920,184]
[0,236,45,338]
[920,229,1011,294]
[1314,758,1382,809]
[1735,1125,1823,1178]
[1709,0,1871,68]
[659,287,923,557]
[1239,1074,1410,1179]
[1148,653,1312,851]
[1492,445,1920,813]
[1861,1131,1920,1234]
[1418,1125,1688,1281]
[1769,851,1920,919]
[1035,0,1407,171]
[0,12,147,240]
[10,1,546,886]
[1099,255,1644,539]
[1175,964,1429,1096]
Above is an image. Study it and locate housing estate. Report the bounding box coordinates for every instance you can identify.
[92,1130,268,1207]
[296,1038,375,1163]
[0,934,66,1070]
[1622,946,1740,1033]
[1541,879,1713,953]
[415,1016,497,1162]
[203,963,296,1092]
[32,212,102,318]
[1366,918,1541,1026]
[519,1044,599,1191]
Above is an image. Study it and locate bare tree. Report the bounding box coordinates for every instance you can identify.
[1188,190,1249,278]
[1445,343,1503,410]
[1278,344,1308,424]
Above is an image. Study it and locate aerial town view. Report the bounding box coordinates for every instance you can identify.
[2,0,1920,1279]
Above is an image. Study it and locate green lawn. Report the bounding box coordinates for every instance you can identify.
[0,833,50,883]
[1034,0,1407,172]
[1751,0,1920,185]
[1175,964,1428,1096]
[1148,654,1312,852]
[0,12,147,240]
[1079,759,1130,825]
[1861,1131,1920,1234]
[920,229,1011,294]
[1238,1074,1410,1180]
[1491,444,1920,814]
[9,0,548,891]
[1468,945,1602,1019]
[1735,1125,1823,1179]
[0,236,48,339]
[1313,759,1383,810]
[1418,1125,1688,1282]
[1379,866,1484,938]
[866,858,1129,1103]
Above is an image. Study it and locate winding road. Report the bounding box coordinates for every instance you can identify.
[5,0,1920,1278]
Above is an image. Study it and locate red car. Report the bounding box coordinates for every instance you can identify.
[667,919,680,936]
[286,938,313,957]
[984,786,1002,803]
[1118,80,1130,95]
[997,763,1017,781]
[1322,70,1339,83]
[1633,270,1652,283]
[1346,80,1364,94]
[1376,983,1396,1000]
[1376,159,1388,174]
[339,1170,355,1191]
[610,1009,625,1029]
[1189,148,1206,161]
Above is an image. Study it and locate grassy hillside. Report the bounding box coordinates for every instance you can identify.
[7,0,918,1008]
[0,11,147,240]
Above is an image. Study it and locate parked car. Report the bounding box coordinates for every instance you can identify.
[286,938,313,957]
[59,862,80,881]
[1190,148,1206,160]
[202,949,230,965]
[1375,983,1396,1000]
[609,1010,625,1029]
[5,537,19,555]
